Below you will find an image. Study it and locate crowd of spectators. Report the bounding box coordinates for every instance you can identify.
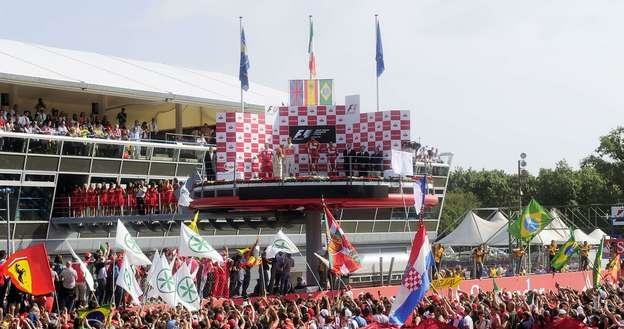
[2,239,622,329]
[62,179,181,217]
[42,246,308,316]
[0,99,159,142]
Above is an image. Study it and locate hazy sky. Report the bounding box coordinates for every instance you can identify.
[2,0,623,172]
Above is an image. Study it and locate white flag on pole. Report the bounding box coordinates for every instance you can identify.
[116,256,143,305]
[391,150,414,176]
[66,242,95,292]
[266,229,300,259]
[174,262,200,312]
[179,223,223,262]
[145,250,161,299]
[148,254,177,307]
[115,219,151,266]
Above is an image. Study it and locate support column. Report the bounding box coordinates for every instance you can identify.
[10,85,19,107]
[175,103,183,134]
[305,209,322,286]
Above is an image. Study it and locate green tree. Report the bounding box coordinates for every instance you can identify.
[582,127,624,202]
[438,191,480,235]
[448,168,516,207]
[534,160,579,206]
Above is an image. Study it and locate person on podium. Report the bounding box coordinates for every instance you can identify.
[282,137,295,177]
[579,241,590,270]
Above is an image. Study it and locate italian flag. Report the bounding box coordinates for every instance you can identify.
[308,17,317,79]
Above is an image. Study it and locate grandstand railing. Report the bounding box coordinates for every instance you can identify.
[0,131,212,162]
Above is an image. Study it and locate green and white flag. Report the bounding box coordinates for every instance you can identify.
[148,254,176,307]
[145,250,161,288]
[178,223,223,262]
[174,262,200,312]
[266,229,300,259]
[115,220,151,266]
[116,256,143,305]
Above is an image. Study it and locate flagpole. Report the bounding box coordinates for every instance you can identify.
[309,15,313,80]
[375,14,380,112]
[240,16,244,114]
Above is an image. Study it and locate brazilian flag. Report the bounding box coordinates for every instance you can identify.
[551,232,579,271]
[593,238,604,287]
[77,305,113,327]
[509,199,553,242]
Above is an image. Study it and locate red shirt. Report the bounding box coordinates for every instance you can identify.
[71,263,85,283]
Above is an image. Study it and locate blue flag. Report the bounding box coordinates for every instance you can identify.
[239,27,250,91]
[375,19,385,77]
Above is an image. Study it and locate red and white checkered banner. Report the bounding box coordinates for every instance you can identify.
[215,112,271,180]
[215,107,410,178]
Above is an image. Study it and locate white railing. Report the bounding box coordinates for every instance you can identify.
[0,131,212,151]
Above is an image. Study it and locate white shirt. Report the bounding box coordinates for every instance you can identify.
[17,115,30,127]
[136,186,147,198]
[463,315,474,329]
[57,125,68,135]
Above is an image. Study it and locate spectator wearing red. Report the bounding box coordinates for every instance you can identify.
[145,184,158,214]
[86,184,97,217]
[114,183,125,216]
[163,180,176,214]
[108,184,117,216]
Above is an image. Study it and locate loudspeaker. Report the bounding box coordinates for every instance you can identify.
[91,102,100,115]
[0,93,9,106]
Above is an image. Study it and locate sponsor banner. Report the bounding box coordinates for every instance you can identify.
[612,206,624,226]
[430,276,463,289]
[289,125,336,144]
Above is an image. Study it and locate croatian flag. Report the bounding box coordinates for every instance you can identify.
[414,176,426,216]
[389,223,434,325]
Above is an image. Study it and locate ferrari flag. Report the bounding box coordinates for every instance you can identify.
[323,203,361,275]
[0,244,54,295]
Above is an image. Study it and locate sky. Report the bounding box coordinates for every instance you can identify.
[2,0,623,172]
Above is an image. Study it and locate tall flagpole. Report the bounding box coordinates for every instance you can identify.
[240,16,244,113]
[375,14,379,112]
[375,14,380,112]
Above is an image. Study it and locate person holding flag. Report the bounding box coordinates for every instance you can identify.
[115,219,151,266]
[389,223,433,325]
[323,202,361,276]
[509,199,554,243]
[551,232,579,272]
[0,244,55,298]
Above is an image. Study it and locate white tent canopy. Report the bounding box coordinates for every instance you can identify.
[573,229,599,245]
[589,228,609,241]
[437,211,503,246]
[487,211,509,231]
[0,39,287,109]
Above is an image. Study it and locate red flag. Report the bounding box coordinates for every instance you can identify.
[323,203,361,275]
[0,244,54,296]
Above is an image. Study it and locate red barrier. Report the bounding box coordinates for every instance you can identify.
[346,271,594,299]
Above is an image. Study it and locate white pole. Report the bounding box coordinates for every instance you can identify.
[240,16,244,114]
[375,14,380,112]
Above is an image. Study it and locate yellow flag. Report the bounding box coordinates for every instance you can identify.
[188,211,200,234]
[305,79,318,106]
